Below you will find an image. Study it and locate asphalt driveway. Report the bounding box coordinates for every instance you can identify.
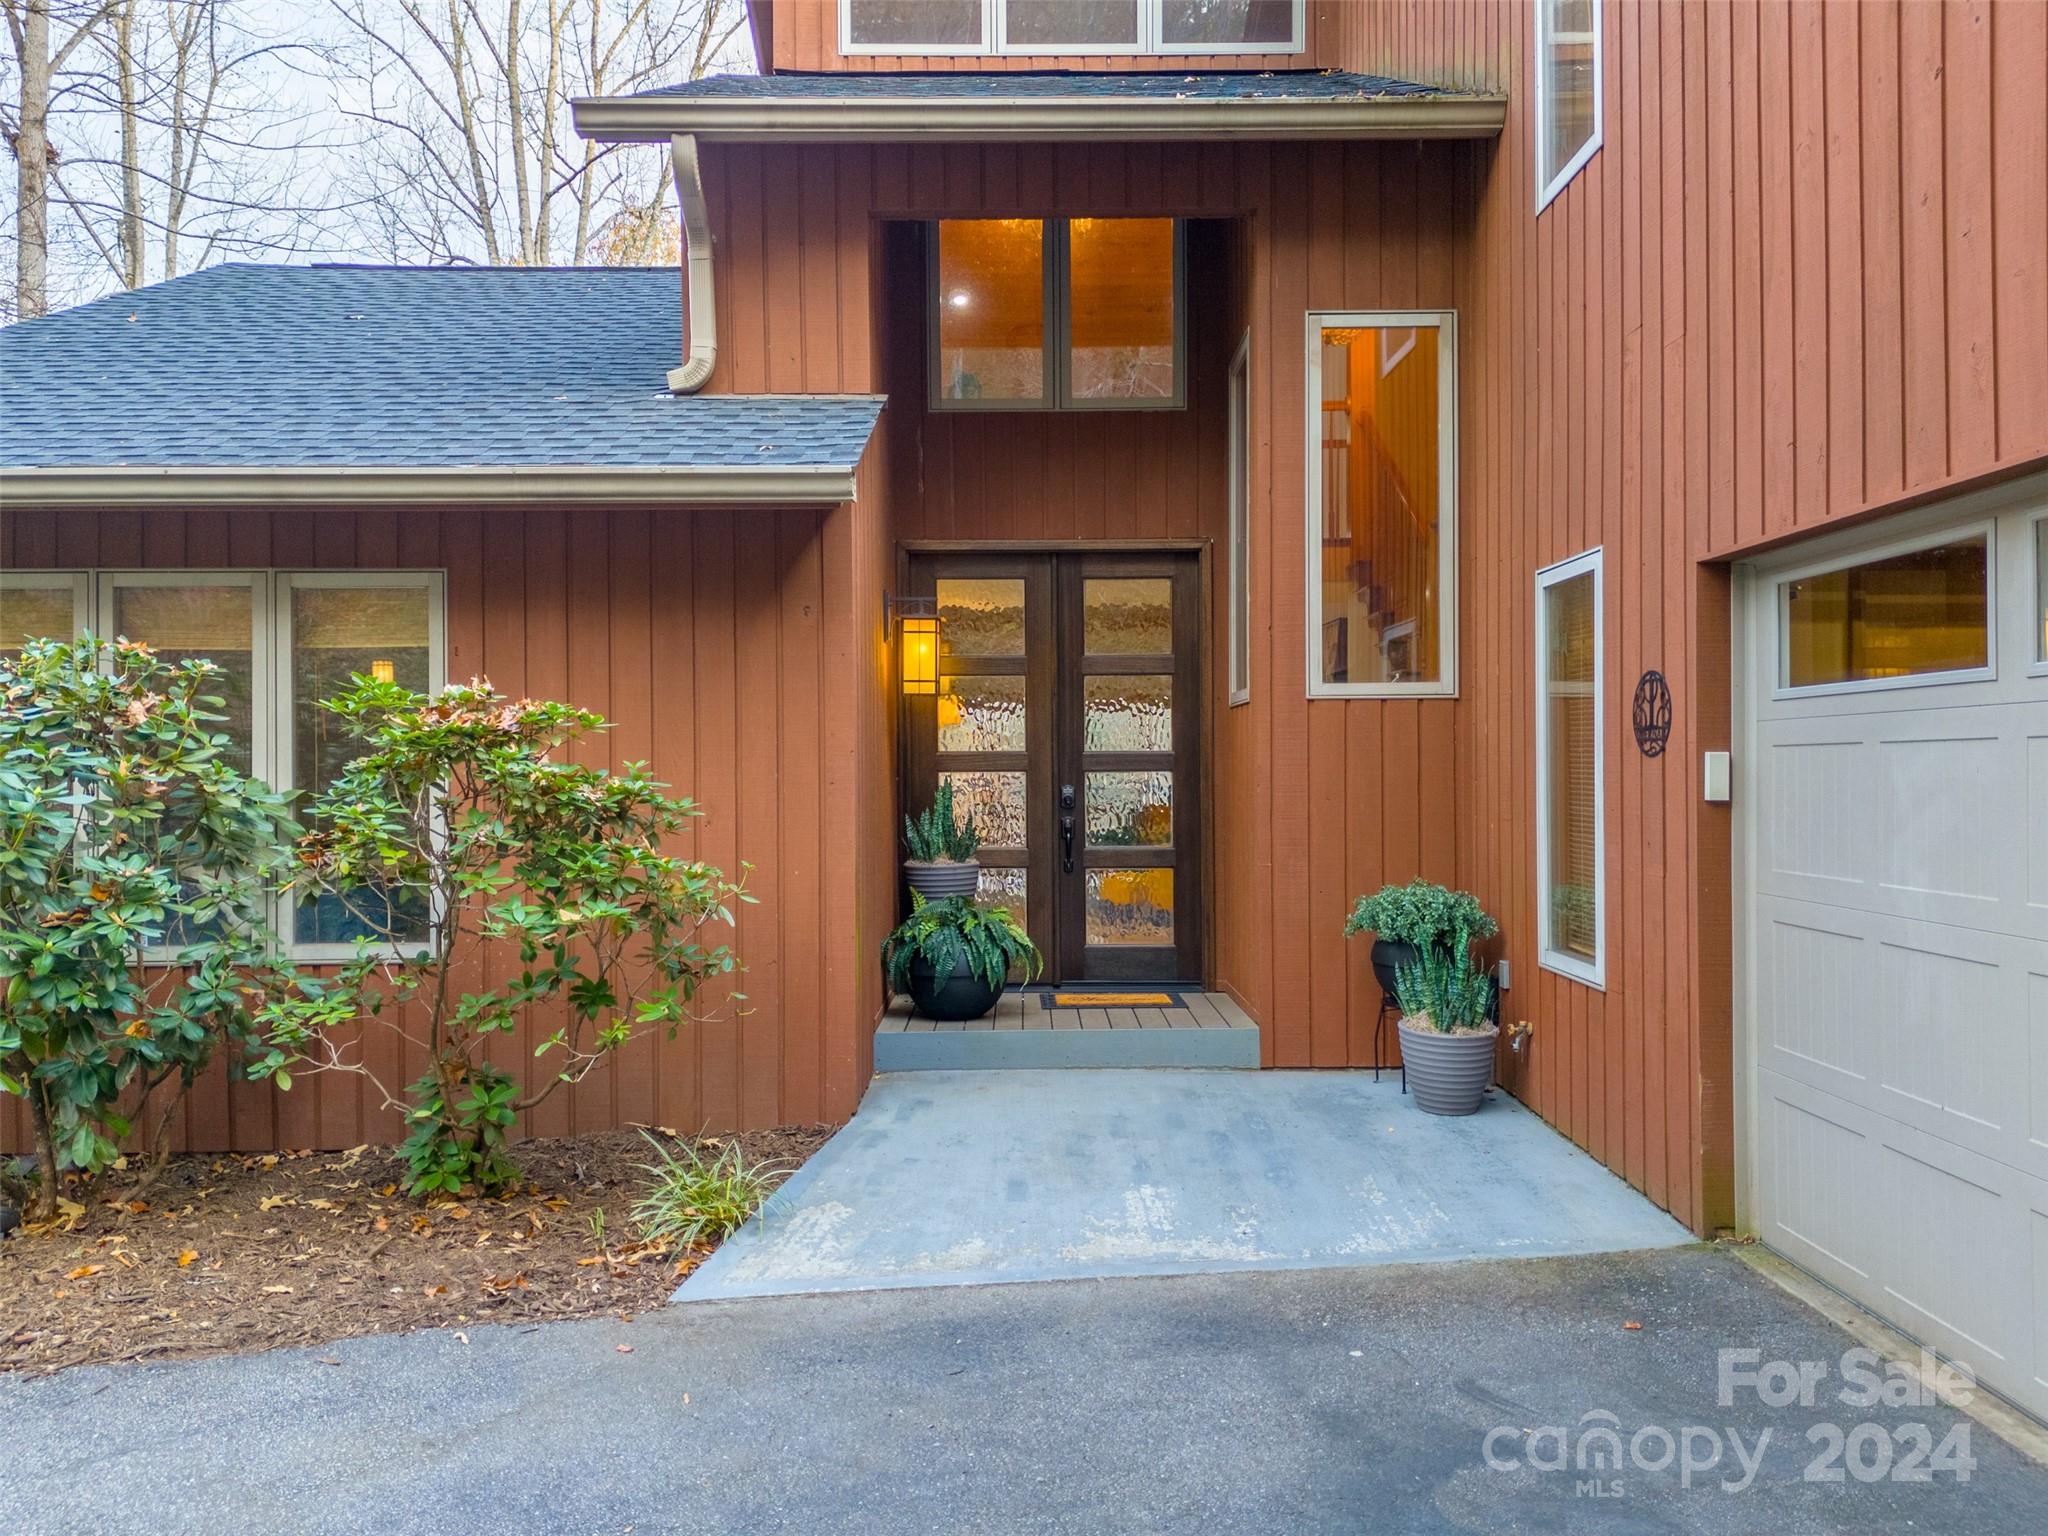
[682,1070,1690,1300]
[5,1246,2043,1534]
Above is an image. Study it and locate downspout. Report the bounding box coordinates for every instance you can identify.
[667,133,716,394]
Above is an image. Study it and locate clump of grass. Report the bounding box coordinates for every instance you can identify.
[631,1133,788,1252]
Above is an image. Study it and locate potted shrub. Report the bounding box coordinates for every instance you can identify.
[882,894,1041,1023]
[903,781,982,901]
[1344,879,1498,997]
[1392,944,1500,1116]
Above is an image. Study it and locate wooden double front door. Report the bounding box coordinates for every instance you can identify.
[903,552,1203,984]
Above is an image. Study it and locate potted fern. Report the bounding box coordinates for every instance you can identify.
[903,781,982,901]
[1392,944,1499,1116]
[1344,879,1498,997]
[882,894,1042,1022]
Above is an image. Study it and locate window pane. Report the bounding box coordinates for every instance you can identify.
[1316,323,1443,686]
[1781,536,1989,688]
[936,219,1045,402]
[1544,569,1597,965]
[2035,519,2047,664]
[940,769,1027,848]
[113,584,255,774]
[1067,218,1176,401]
[1539,0,1598,189]
[0,583,75,658]
[1083,674,1172,752]
[936,578,1025,656]
[1086,771,1172,847]
[1086,868,1173,946]
[937,673,1025,752]
[1005,0,1137,47]
[1161,0,1295,46]
[847,0,983,47]
[1084,577,1172,654]
[292,585,432,946]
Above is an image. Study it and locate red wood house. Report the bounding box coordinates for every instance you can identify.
[4,0,2046,1420]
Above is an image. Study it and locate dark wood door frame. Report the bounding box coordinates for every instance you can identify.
[899,546,1209,986]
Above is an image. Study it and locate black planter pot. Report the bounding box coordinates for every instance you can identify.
[1370,939,1422,998]
[906,954,1002,1022]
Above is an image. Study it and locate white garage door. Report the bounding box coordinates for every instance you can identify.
[1742,489,2048,1424]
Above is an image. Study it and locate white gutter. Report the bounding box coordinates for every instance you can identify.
[0,462,860,508]
[667,133,717,395]
[574,93,1508,145]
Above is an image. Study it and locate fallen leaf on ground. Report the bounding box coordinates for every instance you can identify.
[259,1195,294,1212]
[176,1250,199,1267]
[65,1266,103,1280]
[261,1285,294,1295]
[1623,1321,1643,1331]
[616,1344,634,1354]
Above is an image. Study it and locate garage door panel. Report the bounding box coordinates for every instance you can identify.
[2032,1195,2048,1407]
[1755,902,1869,1091]
[2030,731,2048,913]
[1757,733,1866,892]
[2030,968,2048,1178]
[1874,1131,2025,1370]
[1759,1076,1877,1287]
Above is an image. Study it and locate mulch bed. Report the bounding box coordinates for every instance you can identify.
[0,1125,831,1376]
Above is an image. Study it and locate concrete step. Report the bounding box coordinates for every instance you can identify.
[875,1025,1258,1072]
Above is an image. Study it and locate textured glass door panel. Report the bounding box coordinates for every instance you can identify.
[1086,771,1171,847]
[1086,869,1174,945]
[937,578,1026,656]
[1082,673,1172,752]
[975,867,1027,911]
[1084,577,1172,654]
[113,585,255,773]
[940,769,1027,848]
[938,673,1025,752]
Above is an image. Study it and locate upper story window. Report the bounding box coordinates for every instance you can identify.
[1534,0,1601,210]
[843,0,1302,56]
[932,217,1183,411]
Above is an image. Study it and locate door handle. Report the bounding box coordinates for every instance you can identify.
[1059,783,1076,873]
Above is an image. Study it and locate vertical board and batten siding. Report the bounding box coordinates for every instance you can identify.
[0,503,870,1154]
[692,136,1469,1073]
[1333,0,2048,1232]
[757,0,1319,73]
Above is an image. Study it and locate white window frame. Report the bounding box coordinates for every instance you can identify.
[840,0,1303,57]
[1227,328,1252,706]
[1534,0,1604,213]
[1302,308,1459,699]
[2027,506,2048,677]
[1535,546,1604,989]
[277,571,447,963]
[1769,520,1998,700]
[4,568,445,961]
[0,569,90,642]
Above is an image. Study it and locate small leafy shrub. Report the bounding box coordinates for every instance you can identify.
[1344,879,1497,956]
[1393,943,1497,1034]
[902,781,980,863]
[0,637,297,1220]
[882,894,1041,993]
[255,679,748,1198]
[631,1132,788,1251]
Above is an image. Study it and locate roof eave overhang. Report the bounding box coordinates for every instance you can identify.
[0,463,860,508]
[572,94,1509,144]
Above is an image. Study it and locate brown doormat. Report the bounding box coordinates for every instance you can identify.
[1046,992,1177,1008]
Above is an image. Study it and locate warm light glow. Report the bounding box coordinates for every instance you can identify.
[900,615,938,696]
[369,658,396,684]
[948,290,971,309]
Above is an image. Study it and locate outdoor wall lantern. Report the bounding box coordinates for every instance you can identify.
[891,594,939,696]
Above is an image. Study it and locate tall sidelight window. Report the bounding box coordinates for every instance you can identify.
[1534,0,1601,210]
[843,0,1301,54]
[1228,331,1251,704]
[1304,311,1457,697]
[932,217,1182,411]
[0,569,444,957]
[1536,549,1603,987]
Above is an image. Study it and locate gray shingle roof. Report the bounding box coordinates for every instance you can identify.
[633,67,1448,102]
[0,264,882,471]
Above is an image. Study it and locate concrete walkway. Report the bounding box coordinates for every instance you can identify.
[8,1249,2044,1535]
[680,1070,1691,1301]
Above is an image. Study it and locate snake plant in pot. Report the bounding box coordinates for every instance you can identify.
[1392,944,1500,1116]
[883,894,1042,1022]
[902,781,982,901]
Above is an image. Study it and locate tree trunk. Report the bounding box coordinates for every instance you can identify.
[116,0,143,288]
[14,1,54,318]
[25,1077,60,1222]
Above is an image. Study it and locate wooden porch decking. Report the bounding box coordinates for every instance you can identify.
[878,990,1257,1034]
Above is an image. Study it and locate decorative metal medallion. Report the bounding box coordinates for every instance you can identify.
[1632,670,1672,758]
